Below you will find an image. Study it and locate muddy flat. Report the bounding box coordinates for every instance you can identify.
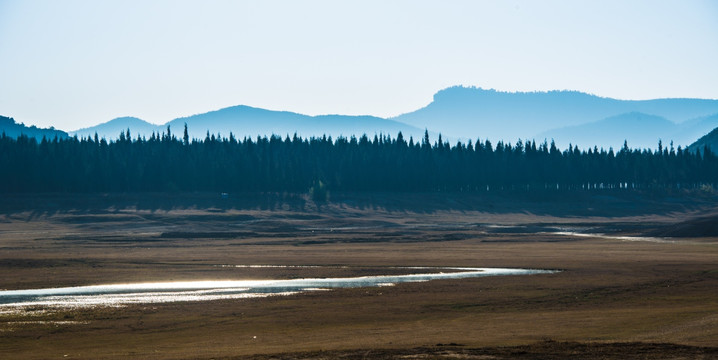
[1,192,717,359]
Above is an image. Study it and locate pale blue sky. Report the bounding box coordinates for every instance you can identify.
[1,0,717,130]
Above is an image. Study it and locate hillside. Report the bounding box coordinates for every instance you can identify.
[687,127,718,154]
[0,115,68,139]
[674,114,718,146]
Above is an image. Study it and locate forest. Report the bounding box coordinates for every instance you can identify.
[2,125,717,194]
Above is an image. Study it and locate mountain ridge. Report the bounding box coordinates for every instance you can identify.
[72,116,160,138]
[392,86,718,147]
[72,105,427,142]
[56,86,718,149]
[537,112,718,150]
[0,115,68,139]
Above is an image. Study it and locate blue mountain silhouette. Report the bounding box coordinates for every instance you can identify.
[66,86,718,149]
[72,116,160,139]
[538,112,676,150]
[0,115,68,139]
[688,126,718,154]
[72,105,426,142]
[392,86,718,148]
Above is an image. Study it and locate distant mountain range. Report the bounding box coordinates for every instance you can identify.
[537,113,718,150]
[72,106,427,143]
[392,87,718,149]
[4,86,718,150]
[0,115,68,139]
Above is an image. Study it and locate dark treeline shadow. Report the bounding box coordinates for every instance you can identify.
[0,192,309,218]
[2,189,716,219]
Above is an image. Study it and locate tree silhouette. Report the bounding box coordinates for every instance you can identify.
[0,128,716,194]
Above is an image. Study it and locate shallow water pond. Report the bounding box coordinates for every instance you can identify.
[0,267,556,308]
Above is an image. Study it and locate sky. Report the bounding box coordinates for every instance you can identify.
[1,0,717,131]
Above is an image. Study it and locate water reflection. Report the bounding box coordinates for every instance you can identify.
[0,267,556,308]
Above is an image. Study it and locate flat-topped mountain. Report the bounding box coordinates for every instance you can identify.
[393,86,718,148]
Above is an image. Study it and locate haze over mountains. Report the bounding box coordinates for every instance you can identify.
[5,86,718,150]
[393,87,718,150]
[72,106,427,143]
[536,113,718,151]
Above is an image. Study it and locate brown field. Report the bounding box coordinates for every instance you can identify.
[1,192,717,359]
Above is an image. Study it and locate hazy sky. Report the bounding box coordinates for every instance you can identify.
[1,0,717,130]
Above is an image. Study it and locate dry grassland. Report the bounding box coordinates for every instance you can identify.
[0,192,717,359]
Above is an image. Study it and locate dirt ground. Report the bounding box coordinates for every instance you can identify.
[1,191,717,359]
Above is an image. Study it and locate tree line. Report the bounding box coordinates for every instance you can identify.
[1,125,717,194]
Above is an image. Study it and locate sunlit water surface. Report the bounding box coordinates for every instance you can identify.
[0,267,556,308]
